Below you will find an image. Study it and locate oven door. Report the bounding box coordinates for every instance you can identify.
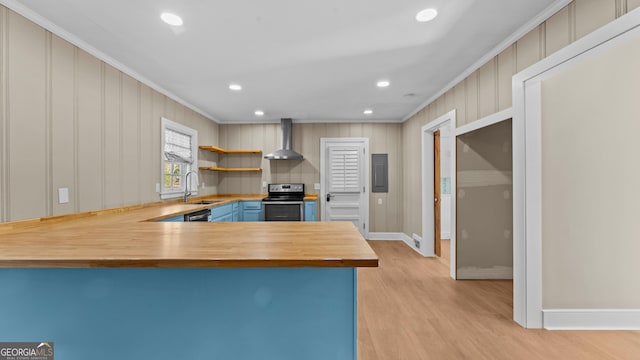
[263,201,304,221]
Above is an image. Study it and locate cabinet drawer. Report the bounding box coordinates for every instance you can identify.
[241,201,262,210]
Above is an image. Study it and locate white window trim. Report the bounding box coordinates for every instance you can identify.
[160,117,198,200]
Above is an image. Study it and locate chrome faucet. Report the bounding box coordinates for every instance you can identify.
[184,171,193,203]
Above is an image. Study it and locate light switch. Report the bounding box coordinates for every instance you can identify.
[58,188,69,204]
[262,181,267,188]
[378,198,382,205]
[155,183,160,193]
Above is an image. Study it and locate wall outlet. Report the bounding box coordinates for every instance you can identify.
[314,183,320,190]
[58,187,69,204]
[412,233,422,249]
[377,198,382,205]
[201,181,205,189]
[155,183,160,193]
[262,181,267,188]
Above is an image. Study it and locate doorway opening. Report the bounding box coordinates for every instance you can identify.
[421,110,456,279]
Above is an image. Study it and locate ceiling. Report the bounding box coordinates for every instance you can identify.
[14,0,559,123]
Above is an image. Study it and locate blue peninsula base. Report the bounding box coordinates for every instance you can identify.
[0,267,357,360]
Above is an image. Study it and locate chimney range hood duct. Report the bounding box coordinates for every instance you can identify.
[264,118,304,160]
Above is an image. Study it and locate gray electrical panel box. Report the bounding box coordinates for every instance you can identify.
[371,154,388,193]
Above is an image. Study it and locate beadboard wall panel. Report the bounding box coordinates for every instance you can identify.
[575,0,616,39]
[401,0,630,239]
[0,7,219,222]
[8,11,47,220]
[50,34,75,217]
[104,64,121,209]
[0,8,6,223]
[497,45,516,110]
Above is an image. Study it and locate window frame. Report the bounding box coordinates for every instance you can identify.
[160,117,198,200]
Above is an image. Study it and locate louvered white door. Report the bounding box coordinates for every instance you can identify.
[321,138,369,237]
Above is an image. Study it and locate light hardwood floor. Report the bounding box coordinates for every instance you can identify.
[358,240,640,360]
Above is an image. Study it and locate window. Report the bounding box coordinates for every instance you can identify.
[161,118,198,199]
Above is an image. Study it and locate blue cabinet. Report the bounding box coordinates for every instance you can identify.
[240,201,263,222]
[304,201,317,221]
[232,202,239,222]
[159,215,184,222]
[211,203,234,222]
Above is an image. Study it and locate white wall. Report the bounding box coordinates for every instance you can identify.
[541,35,640,308]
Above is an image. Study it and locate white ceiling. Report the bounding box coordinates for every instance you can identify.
[14,0,559,123]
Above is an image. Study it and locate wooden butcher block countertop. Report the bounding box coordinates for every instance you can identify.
[0,194,377,268]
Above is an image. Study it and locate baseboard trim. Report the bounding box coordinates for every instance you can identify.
[457,266,513,279]
[366,232,406,241]
[543,309,640,330]
[366,232,428,256]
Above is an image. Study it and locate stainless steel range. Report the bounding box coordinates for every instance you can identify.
[262,183,305,221]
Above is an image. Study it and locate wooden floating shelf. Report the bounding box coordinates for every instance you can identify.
[199,167,262,173]
[199,145,262,155]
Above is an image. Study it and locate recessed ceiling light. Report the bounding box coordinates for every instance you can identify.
[160,12,183,26]
[376,80,390,88]
[416,8,438,22]
[363,109,373,115]
[229,84,242,91]
[254,110,264,116]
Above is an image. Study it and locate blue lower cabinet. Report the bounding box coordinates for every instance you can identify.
[211,203,234,222]
[0,267,357,360]
[240,201,263,222]
[304,200,317,221]
[159,215,184,222]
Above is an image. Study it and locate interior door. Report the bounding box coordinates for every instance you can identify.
[321,138,368,236]
[434,130,442,256]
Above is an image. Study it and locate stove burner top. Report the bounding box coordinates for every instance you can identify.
[263,183,305,202]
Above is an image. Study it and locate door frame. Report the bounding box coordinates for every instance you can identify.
[320,137,370,238]
[434,130,441,257]
[421,110,456,279]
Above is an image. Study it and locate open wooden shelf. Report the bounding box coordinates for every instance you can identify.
[199,145,262,155]
[199,167,262,173]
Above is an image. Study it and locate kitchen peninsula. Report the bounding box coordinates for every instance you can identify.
[0,196,378,360]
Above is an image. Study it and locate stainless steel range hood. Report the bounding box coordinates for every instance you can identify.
[264,118,304,160]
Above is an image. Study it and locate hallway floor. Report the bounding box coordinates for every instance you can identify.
[358,240,640,360]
